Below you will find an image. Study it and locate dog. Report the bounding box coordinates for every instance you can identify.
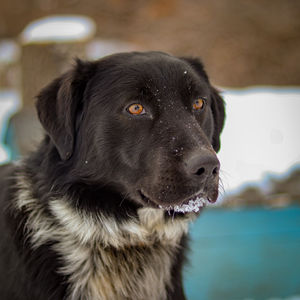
[0,51,225,300]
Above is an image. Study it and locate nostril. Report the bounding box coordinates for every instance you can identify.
[195,167,205,176]
[185,150,220,179]
[212,167,219,176]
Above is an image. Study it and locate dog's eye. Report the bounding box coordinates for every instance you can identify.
[192,98,205,111]
[127,104,145,115]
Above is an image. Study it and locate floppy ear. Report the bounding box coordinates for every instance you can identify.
[209,86,225,152]
[180,57,225,152]
[36,59,97,160]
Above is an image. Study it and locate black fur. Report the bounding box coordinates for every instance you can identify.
[0,51,225,300]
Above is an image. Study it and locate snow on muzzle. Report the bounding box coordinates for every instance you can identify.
[158,196,209,213]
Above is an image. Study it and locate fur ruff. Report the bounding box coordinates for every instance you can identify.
[15,171,194,300]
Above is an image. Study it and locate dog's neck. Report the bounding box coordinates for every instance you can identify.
[15,171,193,300]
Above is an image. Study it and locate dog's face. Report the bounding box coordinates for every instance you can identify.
[37,52,225,214]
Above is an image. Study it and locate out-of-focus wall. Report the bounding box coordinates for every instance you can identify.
[0,0,299,87]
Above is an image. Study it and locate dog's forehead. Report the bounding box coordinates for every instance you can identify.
[100,52,203,88]
[125,54,198,86]
[122,55,209,100]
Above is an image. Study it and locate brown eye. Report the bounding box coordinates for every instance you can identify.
[193,98,205,111]
[127,104,145,115]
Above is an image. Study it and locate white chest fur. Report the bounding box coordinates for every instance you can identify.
[16,176,193,300]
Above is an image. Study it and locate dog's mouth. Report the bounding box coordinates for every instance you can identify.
[138,190,209,214]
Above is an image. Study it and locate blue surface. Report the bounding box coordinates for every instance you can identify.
[184,206,300,300]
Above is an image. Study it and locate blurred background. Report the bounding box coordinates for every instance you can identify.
[0,1,299,299]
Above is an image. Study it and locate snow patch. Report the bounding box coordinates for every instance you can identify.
[218,87,300,196]
[21,15,96,44]
[159,197,207,213]
[86,39,137,60]
[0,40,20,63]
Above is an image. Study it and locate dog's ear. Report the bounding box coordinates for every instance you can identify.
[209,86,225,152]
[180,57,209,83]
[180,57,225,152]
[36,59,97,160]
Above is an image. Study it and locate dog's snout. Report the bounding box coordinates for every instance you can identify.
[185,150,220,179]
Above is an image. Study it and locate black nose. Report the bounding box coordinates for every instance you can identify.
[185,149,220,180]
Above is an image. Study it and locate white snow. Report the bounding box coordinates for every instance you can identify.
[218,87,300,196]
[21,15,96,44]
[86,39,137,60]
[173,197,207,213]
[0,40,20,63]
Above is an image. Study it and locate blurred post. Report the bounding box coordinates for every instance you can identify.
[11,15,96,157]
[0,40,20,90]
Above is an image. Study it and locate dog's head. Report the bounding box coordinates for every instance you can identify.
[36,51,225,214]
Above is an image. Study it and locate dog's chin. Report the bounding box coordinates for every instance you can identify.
[137,189,217,214]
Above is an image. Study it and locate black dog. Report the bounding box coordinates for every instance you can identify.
[0,51,225,300]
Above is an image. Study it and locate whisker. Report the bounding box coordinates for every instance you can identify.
[119,192,129,207]
[172,210,175,222]
[218,177,225,197]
